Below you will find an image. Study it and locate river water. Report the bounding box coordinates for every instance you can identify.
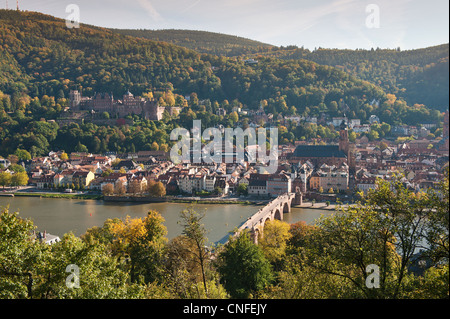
[0,197,333,244]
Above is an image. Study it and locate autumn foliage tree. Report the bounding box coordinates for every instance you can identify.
[100,211,168,284]
[102,183,114,196]
[258,219,292,267]
[148,181,166,197]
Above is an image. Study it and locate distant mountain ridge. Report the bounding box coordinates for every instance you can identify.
[0,10,384,109]
[112,29,275,57]
[255,44,449,110]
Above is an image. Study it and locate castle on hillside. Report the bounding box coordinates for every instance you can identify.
[69,90,166,121]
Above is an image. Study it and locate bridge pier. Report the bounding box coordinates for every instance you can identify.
[293,187,303,206]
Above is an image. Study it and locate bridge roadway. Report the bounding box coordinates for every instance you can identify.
[233,193,299,244]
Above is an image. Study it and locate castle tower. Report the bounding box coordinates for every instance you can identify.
[141,99,164,121]
[69,90,81,109]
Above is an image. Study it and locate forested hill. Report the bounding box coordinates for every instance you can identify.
[0,9,442,124]
[113,28,448,111]
[0,10,387,111]
[112,29,275,57]
[0,10,225,100]
[249,44,450,111]
[0,9,444,157]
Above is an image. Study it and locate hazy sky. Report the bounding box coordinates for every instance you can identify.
[10,0,450,50]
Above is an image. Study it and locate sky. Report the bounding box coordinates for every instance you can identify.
[8,0,450,50]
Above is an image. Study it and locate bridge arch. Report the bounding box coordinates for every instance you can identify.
[234,193,297,244]
[273,209,282,221]
[282,202,290,214]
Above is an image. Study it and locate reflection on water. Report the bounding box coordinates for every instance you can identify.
[285,207,335,225]
[0,197,330,244]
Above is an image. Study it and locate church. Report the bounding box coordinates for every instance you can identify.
[288,120,354,170]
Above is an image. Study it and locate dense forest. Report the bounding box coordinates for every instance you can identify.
[115,29,449,111]
[257,45,450,111]
[0,9,445,157]
[0,10,224,100]
[0,10,387,110]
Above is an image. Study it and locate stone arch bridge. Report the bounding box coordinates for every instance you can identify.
[234,192,301,244]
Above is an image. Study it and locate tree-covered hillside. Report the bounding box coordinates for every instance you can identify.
[114,28,448,111]
[0,10,224,100]
[0,10,444,157]
[1,9,400,116]
[250,45,450,111]
[113,29,274,57]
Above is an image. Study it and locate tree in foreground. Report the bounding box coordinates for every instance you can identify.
[258,219,292,268]
[0,207,147,299]
[216,231,273,299]
[178,207,210,296]
[106,211,168,284]
[267,170,449,299]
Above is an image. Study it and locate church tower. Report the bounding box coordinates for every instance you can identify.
[339,120,349,155]
[339,119,356,175]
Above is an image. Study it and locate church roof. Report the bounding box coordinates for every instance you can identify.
[292,145,347,158]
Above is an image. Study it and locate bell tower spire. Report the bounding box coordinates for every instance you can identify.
[339,120,349,155]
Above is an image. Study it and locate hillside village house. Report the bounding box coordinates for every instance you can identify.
[127,175,148,194]
[204,175,217,193]
[248,174,269,197]
[36,175,55,189]
[0,158,11,168]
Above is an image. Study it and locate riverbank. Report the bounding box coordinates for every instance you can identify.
[12,192,103,200]
[103,194,267,206]
[1,194,335,244]
[169,198,259,205]
[0,196,267,242]
[8,191,264,205]
[7,190,349,210]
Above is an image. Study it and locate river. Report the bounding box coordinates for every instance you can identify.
[0,196,333,244]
